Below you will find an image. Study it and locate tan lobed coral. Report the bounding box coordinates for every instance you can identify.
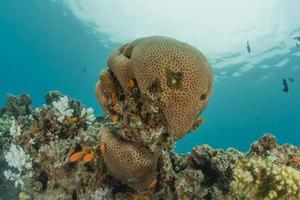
[100,127,159,192]
[96,36,214,140]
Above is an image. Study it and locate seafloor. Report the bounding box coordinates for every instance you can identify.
[0,92,299,200]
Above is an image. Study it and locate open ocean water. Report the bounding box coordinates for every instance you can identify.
[0,0,299,156]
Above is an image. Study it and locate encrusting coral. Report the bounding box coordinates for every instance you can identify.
[1,36,299,200]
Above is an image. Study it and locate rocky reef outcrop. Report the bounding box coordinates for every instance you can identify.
[0,92,299,200]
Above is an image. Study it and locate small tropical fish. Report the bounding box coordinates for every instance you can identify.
[111,114,119,122]
[69,151,85,163]
[112,103,122,112]
[282,78,289,93]
[128,79,136,88]
[246,40,251,54]
[83,151,95,164]
[288,78,295,82]
[64,117,78,126]
[111,92,118,102]
[191,118,205,131]
[148,179,158,189]
[126,111,134,116]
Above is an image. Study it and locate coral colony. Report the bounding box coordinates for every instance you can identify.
[0,36,299,200]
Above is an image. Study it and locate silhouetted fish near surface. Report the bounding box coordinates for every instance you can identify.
[246,40,251,54]
[288,78,295,82]
[295,36,300,42]
[282,78,289,93]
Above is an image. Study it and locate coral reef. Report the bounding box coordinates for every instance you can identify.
[0,93,299,200]
[1,37,299,200]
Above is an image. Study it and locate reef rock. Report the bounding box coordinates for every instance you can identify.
[0,93,299,200]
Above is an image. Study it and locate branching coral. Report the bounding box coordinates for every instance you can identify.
[230,141,300,200]
[230,155,300,200]
[1,92,107,199]
[3,144,33,188]
[90,187,111,200]
[52,96,74,123]
[9,120,22,138]
[80,107,96,125]
[0,114,14,155]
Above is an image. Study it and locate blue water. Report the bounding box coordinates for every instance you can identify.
[1,0,299,153]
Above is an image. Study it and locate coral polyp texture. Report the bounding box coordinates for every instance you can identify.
[100,128,158,191]
[96,36,214,140]
[1,37,299,200]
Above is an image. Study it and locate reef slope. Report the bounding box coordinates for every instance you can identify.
[0,92,299,200]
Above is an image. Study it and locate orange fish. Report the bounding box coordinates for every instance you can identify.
[148,179,157,189]
[69,151,85,163]
[112,104,122,112]
[83,151,95,164]
[111,92,118,102]
[126,112,134,116]
[128,79,136,88]
[196,118,205,125]
[64,117,78,126]
[191,118,205,131]
[111,114,119,122]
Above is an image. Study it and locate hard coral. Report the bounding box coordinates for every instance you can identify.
[100,127,158,192]
[230,156,300,200]
[97,36,214,140]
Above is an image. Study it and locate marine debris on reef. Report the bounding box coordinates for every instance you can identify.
[1,36,300,200]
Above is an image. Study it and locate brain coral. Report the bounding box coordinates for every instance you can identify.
[95,70,115,114]
[99,36,214,139]
[100,127,158,191]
